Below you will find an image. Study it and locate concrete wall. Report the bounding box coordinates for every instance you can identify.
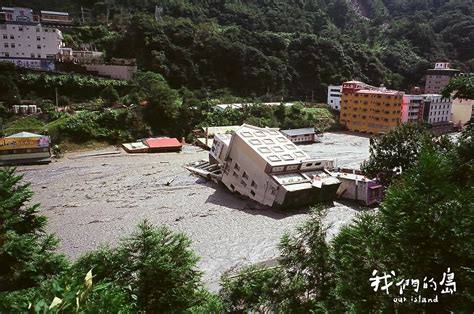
[84,64,137,80]
[451,98,474,127]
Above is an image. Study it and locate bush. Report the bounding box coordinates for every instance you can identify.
[0,168,68,292]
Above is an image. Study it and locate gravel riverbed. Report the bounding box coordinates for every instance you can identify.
[18,132,371,291]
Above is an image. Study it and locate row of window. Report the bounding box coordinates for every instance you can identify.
[1,51,43,58]
[4,43,45,49]
[430,110,449,116]
[342,93,402,99]
[7,26,54,32]
[429,117,447,123]
[3,34,48,40]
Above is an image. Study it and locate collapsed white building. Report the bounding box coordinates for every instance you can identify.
[187,124,341,208]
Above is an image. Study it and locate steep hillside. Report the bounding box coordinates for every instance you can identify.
[5,0,474,100]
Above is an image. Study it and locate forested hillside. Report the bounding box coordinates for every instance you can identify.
[7,0,474,100]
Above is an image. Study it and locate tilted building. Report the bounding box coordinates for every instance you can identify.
[189,124,340,208]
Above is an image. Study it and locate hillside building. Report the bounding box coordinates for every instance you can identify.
[340,81,405,134]
[327,85,342,110]
[424,62,461,94]
[0,6,70,71]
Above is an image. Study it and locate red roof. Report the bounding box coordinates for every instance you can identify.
[145,138,182,149]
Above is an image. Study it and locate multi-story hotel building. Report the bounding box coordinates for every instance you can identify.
[425,62,461,94]
[339,81,406,134]
[0,7,69,70]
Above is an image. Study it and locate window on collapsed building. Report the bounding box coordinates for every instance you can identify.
[242,171,248,180]
[240,180,247,187]
[234,163,240,171]
[230,184,235,191]
[250,190,256,197]
[233,171,238,178]
[251,181,258,189]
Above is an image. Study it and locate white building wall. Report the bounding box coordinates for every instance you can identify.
[84,64,137,80]
[0,23,63,59]
[327,85,342,110]
[221,135,276,206]
[422,94,452,124]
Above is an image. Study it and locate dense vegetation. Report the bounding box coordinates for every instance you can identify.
[1,64,338,144]
[12,0,474,101]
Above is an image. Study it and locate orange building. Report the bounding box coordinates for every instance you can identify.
[340,82,405,134]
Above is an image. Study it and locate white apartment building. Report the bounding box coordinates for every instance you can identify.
[402,95,424,123]
[421,94,452,124]
[327,85,342,110]
[0,7,67,71]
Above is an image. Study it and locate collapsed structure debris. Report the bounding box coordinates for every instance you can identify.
[328,168,383,206]
[186,124,341,208]
[122,137,182,153]
[186,124,384,208]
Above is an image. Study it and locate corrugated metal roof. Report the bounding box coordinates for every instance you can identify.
[40,10,69,16]
[280,128,315,136]
[145,138,182,149]
[6,131,43,138]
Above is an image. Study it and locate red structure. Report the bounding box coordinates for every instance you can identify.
[144,138,182,153]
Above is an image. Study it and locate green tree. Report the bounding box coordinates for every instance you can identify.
[442,75,474,99]
[0,168,67,292]
[100,85,120,105]
[72,220,206,313]
[361,123,433,180]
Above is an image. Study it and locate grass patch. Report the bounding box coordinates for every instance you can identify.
[60,140,113,153]
[4,116,45,136]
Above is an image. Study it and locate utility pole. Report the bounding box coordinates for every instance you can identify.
[81,6,85,24]
[55,87,58,107]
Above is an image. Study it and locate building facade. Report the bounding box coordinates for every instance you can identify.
[425,62,461,94]
[340,82,405,134]
[0,7,69,70]
[402,95,424,123]
[327,85,342,110]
